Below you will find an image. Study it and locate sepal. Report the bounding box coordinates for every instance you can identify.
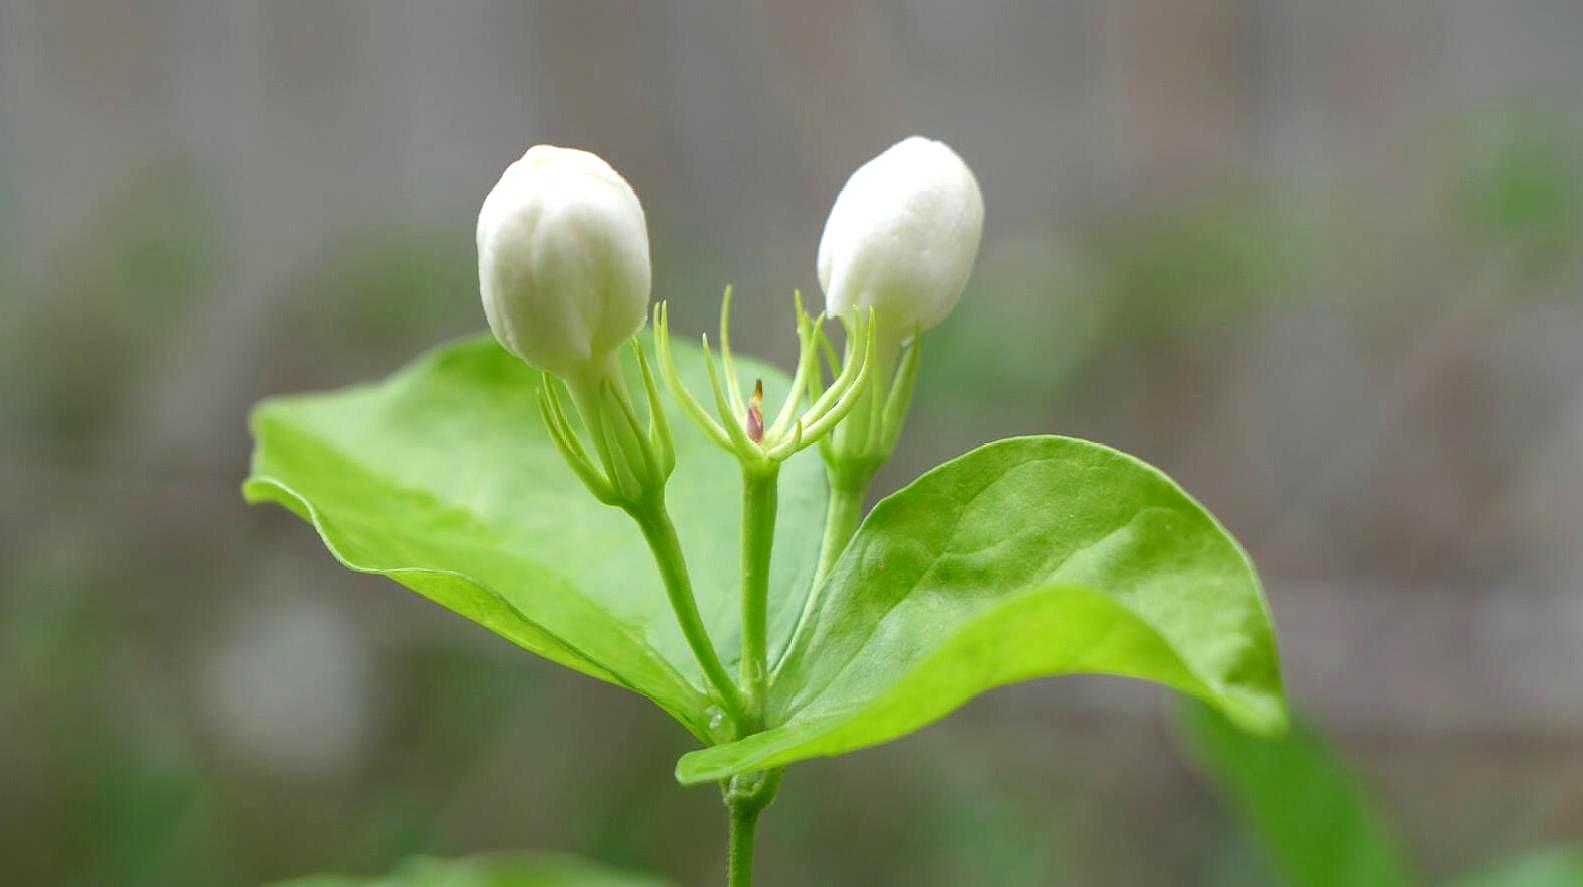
[654,288,875,472]
[537,339,675,510]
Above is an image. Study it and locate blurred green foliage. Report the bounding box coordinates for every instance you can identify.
[270,228,477,378]
[1183,702,1583,887]
[1457,113,1582,279]
[1180,701,1414,887]
[1,162,216,452]
[1449,848,1583,887]
[1091,195,1305,340]
[270,853,671,887]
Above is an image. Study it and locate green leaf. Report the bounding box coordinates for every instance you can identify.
[1178,700,1412,887]
[678,436,1286,783]
[1450,848,1583,887]
[244,334,827,739]
[270,852,672,887]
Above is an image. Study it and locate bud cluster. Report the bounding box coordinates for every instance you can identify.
[476,136,983,503]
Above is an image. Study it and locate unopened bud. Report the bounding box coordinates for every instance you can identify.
[817,136,984,337]
[478,145,651,379]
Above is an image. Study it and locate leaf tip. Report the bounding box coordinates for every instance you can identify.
[673,746,739,786]
[240,476,270,503]
[1215,688,1291,739]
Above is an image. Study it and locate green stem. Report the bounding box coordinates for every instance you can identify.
[724,769,781,887]
[739,465,779,727]
[631,502,749,726]
[728,467,785,886]
[727,800,760,887]
[812,469,872,588]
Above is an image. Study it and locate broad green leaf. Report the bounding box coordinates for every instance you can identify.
[270,853,672,887]
[677,436,1286,783]
[1179,700,1413,887]
[244,334,826,739]
[1450,848,1583,887]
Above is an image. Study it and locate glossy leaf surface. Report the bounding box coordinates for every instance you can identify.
[245,334,826,739]
[271,853,671,887]
[678,436,1286,783]
[1180,700,1412,887]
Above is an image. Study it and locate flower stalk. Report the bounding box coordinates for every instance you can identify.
[537,341,748,724]
[631,496,751,726]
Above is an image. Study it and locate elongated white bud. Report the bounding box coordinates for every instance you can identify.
[478,145,651,379]
[817,136,984,336]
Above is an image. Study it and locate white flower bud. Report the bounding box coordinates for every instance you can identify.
[817,136,984,335]
[478,145,651,379]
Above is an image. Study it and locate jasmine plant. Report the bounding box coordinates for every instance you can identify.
[246,138,1287,886]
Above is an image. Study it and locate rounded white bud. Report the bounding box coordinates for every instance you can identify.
[817,136,984,335]
[478,145,651,379]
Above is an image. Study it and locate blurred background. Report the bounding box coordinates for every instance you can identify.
[2,1,1581,884]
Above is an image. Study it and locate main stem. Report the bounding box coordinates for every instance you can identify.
[631,502,749,725]
[728,466,783,886]
[738,465,778,727]
[724,768,781,887]
[727,799,761,887]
